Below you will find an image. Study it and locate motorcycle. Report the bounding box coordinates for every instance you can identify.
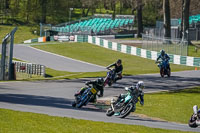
[189,105,200,128]
[72,86,99,108]
[156,60,171,77]
[106,87,139,118]
[104,68,115,87]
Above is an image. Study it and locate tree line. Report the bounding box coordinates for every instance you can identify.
[0,0,199,40]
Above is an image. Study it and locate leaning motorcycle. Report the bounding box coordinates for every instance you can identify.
[156,60,171,77]
[189,105,200,128]
[72,86,99,108]
[106,87,138,118]
[104,68,115,87]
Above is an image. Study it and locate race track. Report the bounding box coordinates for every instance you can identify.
[0,44,106,72]
[0,71,200,132]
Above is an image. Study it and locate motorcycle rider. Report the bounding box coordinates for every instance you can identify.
[74,78,104,102]
[156,50,170,69]
[114,81,144,115]
[106,59,123,83]
[189,105,200,128]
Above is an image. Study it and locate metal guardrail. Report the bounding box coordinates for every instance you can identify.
[142,34,188,56]
[13,61,45,77]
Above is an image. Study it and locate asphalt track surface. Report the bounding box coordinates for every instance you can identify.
[0,71,200,132]
[0,44,106,72]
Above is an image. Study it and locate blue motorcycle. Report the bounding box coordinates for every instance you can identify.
[156,60,171,77]
[72,86,99,108]
[106,87,139,118]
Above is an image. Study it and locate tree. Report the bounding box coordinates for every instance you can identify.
[40,0,47,23]
[181,0,190,42]
[136,0,143,38]
[163,0,171,38]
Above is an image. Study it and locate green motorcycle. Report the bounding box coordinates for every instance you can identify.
[106,87,140,118]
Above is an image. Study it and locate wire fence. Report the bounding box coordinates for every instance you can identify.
[142,34,188,56]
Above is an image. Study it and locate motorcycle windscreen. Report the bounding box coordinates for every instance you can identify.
[125,95,132,103]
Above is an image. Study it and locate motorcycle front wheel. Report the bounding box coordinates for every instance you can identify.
[167,67,171,77]
[106,107,114,117]
[188,121,198,128]
[160,68,164,77]
[118,102,134,118]
[76,95,90,108]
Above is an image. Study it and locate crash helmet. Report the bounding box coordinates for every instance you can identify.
[97,78,104,86]
[160,50,165,56]
[136,81,145,91]
[117,59,122,65]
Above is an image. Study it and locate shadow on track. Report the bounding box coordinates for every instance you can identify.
[125,115,167,123]
[0,94,103,112]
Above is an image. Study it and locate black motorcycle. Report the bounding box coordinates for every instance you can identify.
[104,68,115,87]
[189,105,200,128]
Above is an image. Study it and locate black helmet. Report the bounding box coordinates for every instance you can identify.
[117,59,122,64]
[97,78,104,86]
[160,50,165,56]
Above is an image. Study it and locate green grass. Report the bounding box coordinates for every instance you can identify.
[33,42,194,76]
[0,108,195,133]
[188,45,200,57]
[0,25,38,44]
[135,87,200,124]
[45,68,105,79]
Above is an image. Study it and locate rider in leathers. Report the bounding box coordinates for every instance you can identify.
[115,81,144,115]
[156,50,170,69]
[106,59,123,83]
[74,78,104,102]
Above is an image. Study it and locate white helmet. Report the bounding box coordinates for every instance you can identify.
[136,81,144,91]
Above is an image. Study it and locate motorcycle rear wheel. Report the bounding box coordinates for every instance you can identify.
[106,107,114,117]
[118,103,133,118]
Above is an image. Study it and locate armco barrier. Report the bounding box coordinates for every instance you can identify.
[86,35,200,67]
[13,61,45,77]
[24,37,47,44]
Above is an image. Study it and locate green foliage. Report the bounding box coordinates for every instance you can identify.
[0,108,195,133]
[0,0,162,26]
[0,25,39,44]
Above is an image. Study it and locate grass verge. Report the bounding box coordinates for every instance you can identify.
[33,42,194,76]
[0,108,195,133]
[134,87,200,124]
